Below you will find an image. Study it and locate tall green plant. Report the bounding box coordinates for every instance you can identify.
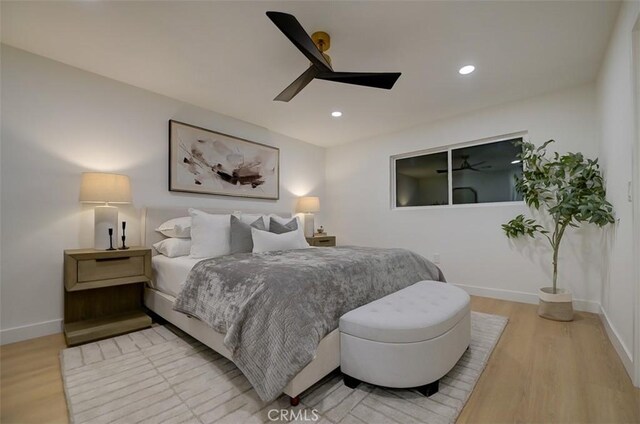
[502,140,614,293]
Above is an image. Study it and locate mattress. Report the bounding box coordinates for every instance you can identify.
[151,255,202,297]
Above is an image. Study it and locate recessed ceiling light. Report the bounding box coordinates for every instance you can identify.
[331,111,343,117]
[459,65,475,75]
[511,159,522,164]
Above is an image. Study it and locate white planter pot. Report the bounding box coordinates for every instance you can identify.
[537,287,573,321]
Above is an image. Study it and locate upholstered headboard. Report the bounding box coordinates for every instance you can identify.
[140,207,292,249]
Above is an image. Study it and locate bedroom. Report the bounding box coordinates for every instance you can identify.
[1,1,639,423]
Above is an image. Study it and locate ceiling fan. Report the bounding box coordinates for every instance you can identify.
[437,155,492,173]
[266,11,402,102]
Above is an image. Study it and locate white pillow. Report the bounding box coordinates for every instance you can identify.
[156,216,191,238]
[251,227,309,253]
[290,218,310,248]
[189,209,231,259]
[153,238,191,258]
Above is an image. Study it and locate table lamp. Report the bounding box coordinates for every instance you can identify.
[297,196,320,238]
[79,172,132,250]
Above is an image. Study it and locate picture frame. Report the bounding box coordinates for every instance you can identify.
[168,120,280,199]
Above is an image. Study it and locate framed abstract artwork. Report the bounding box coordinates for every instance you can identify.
[169,120,280,199]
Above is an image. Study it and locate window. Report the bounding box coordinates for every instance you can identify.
[395,151,449,206]
[392,136,524,208]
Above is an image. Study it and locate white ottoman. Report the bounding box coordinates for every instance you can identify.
[339,281,471,396]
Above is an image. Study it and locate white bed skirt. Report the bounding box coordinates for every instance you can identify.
[144,287,340,398]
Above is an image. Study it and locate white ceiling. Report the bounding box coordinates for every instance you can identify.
[1,1,620,147]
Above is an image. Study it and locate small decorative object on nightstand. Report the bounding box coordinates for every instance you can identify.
[63,247,152,346]
[107,228,116,251]
[306,235,336,247]
[120,221,129,250]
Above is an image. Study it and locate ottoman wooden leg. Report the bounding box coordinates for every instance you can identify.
[417,379,439,397]
[289,396,300,406]
[343,374,361,389]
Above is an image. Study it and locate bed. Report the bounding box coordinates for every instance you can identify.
[141,207,444,404]
[141,207,341,405]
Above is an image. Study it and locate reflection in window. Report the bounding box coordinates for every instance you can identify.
[451,139,523,204]
[392,136,524,207]
[395,151,448,206]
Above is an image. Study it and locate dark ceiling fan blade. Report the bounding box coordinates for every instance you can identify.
[266,11,332,72]
[468,166,492,171]
[441,167,469,173]
[439,163,492,173]
[469,161,486,167]
[274,66,318,102]
[316,72,401,89]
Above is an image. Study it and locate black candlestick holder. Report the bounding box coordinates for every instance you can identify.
[119,221,129,250]
[107,228,116,251]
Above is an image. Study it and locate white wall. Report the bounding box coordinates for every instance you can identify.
[0,46,326,344]
[596,0,640,381]
[326,84,603,309]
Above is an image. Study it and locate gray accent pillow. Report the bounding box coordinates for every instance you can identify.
[230,215,266,253]
[269,217,298,234]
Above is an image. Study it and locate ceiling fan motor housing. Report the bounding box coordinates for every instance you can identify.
[311,31,330,52]
[312,31,332,65]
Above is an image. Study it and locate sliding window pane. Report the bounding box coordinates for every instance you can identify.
[451,138,523,204]
[395,152,449,207]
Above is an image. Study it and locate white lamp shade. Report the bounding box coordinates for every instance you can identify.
[79,172,132,204]
[297,196,320,213]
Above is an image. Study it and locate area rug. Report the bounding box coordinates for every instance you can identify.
[60,312,507,424]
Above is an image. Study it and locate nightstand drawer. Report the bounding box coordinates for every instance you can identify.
[314,237,335,246]
[77,256,145,283]
[64,247,152,291]
[306,236,336,247]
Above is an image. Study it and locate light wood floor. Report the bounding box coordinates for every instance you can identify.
[1,297,639,424]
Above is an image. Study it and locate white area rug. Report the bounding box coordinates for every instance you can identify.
[61,312,507,424]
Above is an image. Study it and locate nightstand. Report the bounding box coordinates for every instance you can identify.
[63,247,152,346]
[306,235,336,247]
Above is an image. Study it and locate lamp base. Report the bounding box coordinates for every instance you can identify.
[94,206,118,250]
[304,213,315,238]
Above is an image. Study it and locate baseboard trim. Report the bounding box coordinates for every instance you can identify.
[599,306,634,380]
[0,319,63,345]
[454,283,601,314]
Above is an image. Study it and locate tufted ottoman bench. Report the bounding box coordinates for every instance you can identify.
[339,280,471,396]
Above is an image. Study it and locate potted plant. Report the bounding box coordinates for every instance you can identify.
[502,140,614,321]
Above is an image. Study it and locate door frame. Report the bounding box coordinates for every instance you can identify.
[632,18,640,387]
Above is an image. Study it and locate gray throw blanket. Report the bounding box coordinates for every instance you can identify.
[173,246,445,401]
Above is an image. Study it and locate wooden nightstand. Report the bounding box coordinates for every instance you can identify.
[306,235,336,247]
[63,247,152,346]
